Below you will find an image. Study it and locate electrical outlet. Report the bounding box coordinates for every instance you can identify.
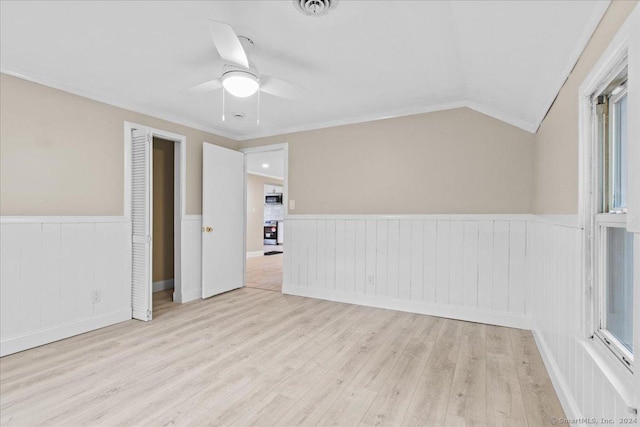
[92,290,102,304]
[367,274,375,285]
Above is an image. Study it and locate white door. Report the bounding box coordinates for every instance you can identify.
[131,128,153,320]
[202,143,245,298]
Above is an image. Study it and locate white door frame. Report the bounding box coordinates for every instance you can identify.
[240,143,289,288]
[124,121,187,305]
[241,142,289,215]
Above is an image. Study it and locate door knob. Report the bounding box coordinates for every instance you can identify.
[202,226,213,233]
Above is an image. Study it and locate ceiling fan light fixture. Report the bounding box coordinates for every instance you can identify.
[222,70,259,97]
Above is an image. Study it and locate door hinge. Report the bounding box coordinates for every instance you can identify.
[147,309,152,320]
[147,235,151,244]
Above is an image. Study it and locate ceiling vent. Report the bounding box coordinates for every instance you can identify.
[293,0,337,17]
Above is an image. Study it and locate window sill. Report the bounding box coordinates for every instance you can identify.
[581,336,636,411]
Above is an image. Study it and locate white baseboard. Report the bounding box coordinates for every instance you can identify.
[246,251,264,258]
[283,284,532,330]
[153,279,175,293]
[0,309,132,357]
[531,325,582,422]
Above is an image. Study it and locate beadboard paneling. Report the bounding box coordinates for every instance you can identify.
[283,216,531,329]
[0,218,132,356]
[527,219,635,423]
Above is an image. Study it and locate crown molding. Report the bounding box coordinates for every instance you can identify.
[236,101,468,140]
[1,67,241,141]
[3,66,542,141]
[237,99,537,140]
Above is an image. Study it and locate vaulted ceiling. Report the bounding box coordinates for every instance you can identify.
[0,1,609,140]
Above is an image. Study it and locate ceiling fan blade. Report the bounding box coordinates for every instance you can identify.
[182,79,222,95]
[208,20,249,69]
[260,75,310,100]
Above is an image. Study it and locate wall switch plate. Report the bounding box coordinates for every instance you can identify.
[289,200,295,210]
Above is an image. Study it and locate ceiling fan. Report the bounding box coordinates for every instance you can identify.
[185,20,309,100]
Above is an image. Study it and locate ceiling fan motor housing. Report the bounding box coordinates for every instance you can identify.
[293,0,337,17]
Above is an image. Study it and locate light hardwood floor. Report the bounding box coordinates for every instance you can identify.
[0,288,565,426]
[246,253,283,292]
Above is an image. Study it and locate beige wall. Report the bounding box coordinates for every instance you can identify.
[152,138,175,282]
[533,1,638,214]
[240,108,535,214]
[246,174,283,253]
[0,73,235,216]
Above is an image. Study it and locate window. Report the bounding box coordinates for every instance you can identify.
[593,66,634,371]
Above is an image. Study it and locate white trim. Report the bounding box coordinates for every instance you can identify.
[246,251,264,258]
[241,143,288,293]
[579,4,636,230]
[2,68,548,139]
[240,143,290,154]
[239,101,466,139]
[1,68,239,141]
[238,100,538,140]
[246,171,284,180]
[241,143,289,218]
[531,0,611,130]
[183,214,202,221]
[582,337,636,409]
[284,285,532,330]
[528,215,583,229]
[0,216,128,224]
[0,309,131,357]
[577,3,640,410]
[531,325,583,423]
[10,27,624,143]
[465,100,538,133]
[124,122,187,220]
[124,122,188,305]
[285,214,531,221]
[153,279,175,293]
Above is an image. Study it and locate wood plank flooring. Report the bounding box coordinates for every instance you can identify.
[246,253,283,292]
[0,288,565,426]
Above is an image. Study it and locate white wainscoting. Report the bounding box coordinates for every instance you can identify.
[527,217,635,423]
[179,215,202,303]
[283,215,531,329]
[0,217,132,356]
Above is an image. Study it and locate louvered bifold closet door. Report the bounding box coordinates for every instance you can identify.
[131,128,153,321]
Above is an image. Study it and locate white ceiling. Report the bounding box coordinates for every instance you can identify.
[0,1,609,140]
[246,150,285,180]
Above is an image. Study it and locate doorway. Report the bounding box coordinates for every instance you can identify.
[151,137,177,317]
[242,144,288,293]
[125,122,186,320]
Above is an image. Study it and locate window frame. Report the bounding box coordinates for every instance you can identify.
[587,58,634,372]
[594,213,634,371]
[607,85,628,213]
[578,3,639,410]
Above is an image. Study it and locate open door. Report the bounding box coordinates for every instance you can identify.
[131,128,153,320]
[202,143,245,298]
